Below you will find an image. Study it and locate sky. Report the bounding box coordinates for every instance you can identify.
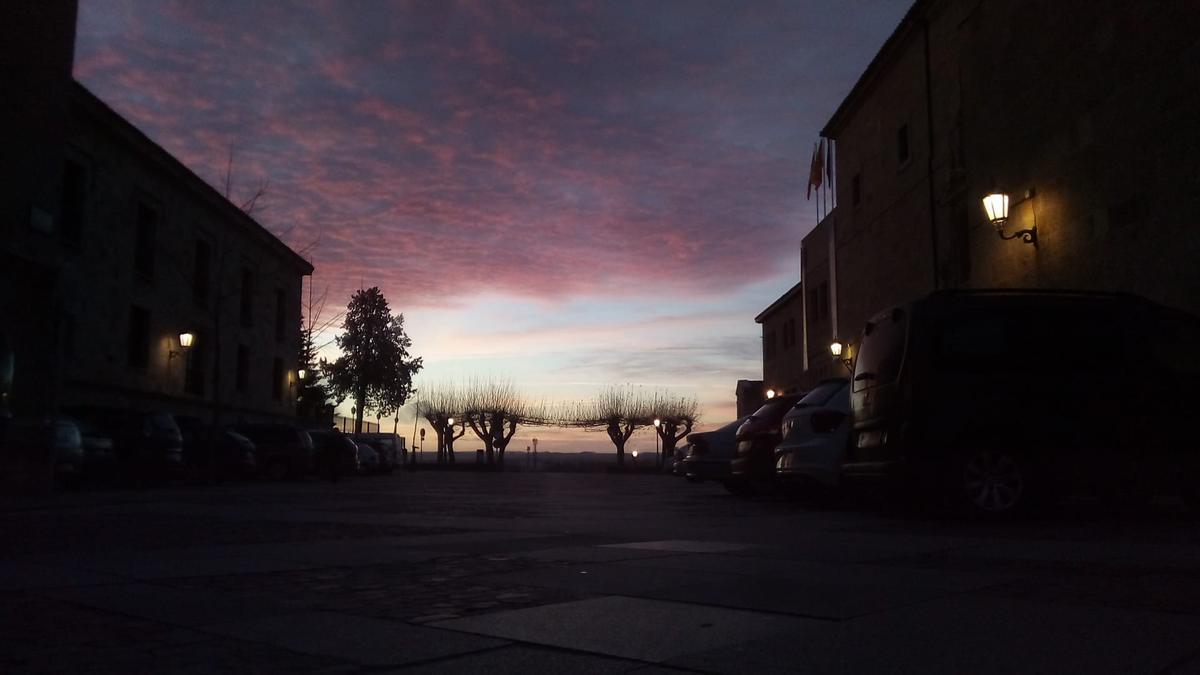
[74,0,911,453]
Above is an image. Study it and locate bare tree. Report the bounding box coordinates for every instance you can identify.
[650,394,700,470]
[413,384,463,463]
[460,380,546,467]
[567,386,653,468]
[296,277,342,426]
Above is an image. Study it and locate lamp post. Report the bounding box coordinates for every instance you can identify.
[653,418,661,465]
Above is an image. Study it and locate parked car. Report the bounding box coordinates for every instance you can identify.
[175,416,257,481]
[66,416,117,484]
[681,416,749,484]
[355,432,403,473]
[843,290,1200,516]
[356,442,380,474]
[7,417,84,487]
[231,423,314,479]
[728,394,804,494]
[65,408,184,484]
[307,428,359,479]
[774,378,851,490]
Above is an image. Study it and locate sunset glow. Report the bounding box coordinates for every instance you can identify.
[74,0,910,451]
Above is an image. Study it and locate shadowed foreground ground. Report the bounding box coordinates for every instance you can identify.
[3,472,1200,673]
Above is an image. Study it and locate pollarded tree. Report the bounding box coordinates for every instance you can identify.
[413,384,462,463]
[651,394,699,469]
[570,386,652,468]
[325,287,423,434]
[461,380,524,466]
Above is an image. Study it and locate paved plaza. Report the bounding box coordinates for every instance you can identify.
[3,471,1200,673]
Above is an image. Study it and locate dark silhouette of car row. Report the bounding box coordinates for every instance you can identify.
[4,408,404,489]
[684,290,1200,517]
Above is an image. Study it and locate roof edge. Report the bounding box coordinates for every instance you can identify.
[820,0,927,138]
[755,281,804,323]
[70,81,314,276]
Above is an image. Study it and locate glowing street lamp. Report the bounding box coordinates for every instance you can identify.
[297,368,307,380]
[169,332,194,362]
[653,418,661,465]
[765,389,776,399]
[830,339,853,373]
[982,189,1037,245]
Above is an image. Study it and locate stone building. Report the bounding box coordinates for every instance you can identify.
[775,0,1200,388]
[1,2,313,426]
[754,282,805,397]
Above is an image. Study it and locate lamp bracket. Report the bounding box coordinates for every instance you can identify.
[998,227,1037,244]
[993,188,1038,245]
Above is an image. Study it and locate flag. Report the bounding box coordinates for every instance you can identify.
[807,139,825,200]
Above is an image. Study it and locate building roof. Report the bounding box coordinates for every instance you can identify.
[70,81,315,275]
[820,0,929,138]
[754,281,803,323]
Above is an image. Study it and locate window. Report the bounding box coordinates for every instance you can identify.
[184,333,205,396]
[782,318,795,350]
[126,305,150,368]
[236,344,249,393]
[193,239,211,308]
[896,123,910,165]
[134,201,157,279]
[851,173,861,207]
[808,283,830,325]
[271,357,283,400]
[60,159,87,244]
[274,288,286,341]
[239,267,254,326]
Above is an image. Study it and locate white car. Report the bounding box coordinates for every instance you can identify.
[774,378,851,488]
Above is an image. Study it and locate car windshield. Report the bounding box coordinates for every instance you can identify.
[793,380,847,408]
[749,398,797,422]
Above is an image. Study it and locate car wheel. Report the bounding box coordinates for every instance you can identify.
[957,448,1028,516]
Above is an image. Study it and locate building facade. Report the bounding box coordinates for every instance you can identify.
[754,282,805,397]
[780,0,1200,388]
[2,3,313,427]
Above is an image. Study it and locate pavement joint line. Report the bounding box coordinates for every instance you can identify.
[398,614,713,671]
[602,592,852,624]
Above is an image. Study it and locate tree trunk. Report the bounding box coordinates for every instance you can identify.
[353,391,366,435]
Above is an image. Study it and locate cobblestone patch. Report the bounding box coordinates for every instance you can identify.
[169,554,593,623]
[0,592,357,674]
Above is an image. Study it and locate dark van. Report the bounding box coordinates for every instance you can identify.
[843,290,1200,515]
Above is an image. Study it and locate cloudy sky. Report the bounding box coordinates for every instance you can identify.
[75,0,909,452]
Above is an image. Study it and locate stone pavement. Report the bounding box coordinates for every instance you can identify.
[3,471,1200,673]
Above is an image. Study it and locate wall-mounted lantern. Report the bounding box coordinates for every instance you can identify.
[983,189,1037,245]
[169,332,194,361]
[830,339,854,373]
[765,388,776,400]
[297,368,307,381]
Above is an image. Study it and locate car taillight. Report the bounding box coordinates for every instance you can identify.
[810,410,845,434]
